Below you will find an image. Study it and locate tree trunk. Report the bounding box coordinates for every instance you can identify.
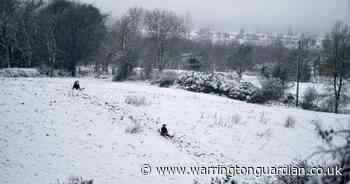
[335,95,339,114]
[335,74,343,114]
[6,46,11,68]
[158,40,164,71]
[237,67,243,80]
[296,56,301,107]
[47,34,57,77]
[27,49,33,68]
[103,60,109,74]
[50,49,56,78]
[296,82,300,106]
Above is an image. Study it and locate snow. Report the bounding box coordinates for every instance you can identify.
[0,77,349,184]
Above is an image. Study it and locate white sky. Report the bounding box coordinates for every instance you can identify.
[80,0,350,34]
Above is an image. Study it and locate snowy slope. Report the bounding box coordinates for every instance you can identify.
[0,78,349,184]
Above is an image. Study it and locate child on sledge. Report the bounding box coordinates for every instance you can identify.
[160,124,174,138]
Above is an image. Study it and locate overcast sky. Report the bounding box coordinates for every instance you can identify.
[81,0,349,34]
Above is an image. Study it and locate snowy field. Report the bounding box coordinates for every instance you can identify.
[1,77,349,184]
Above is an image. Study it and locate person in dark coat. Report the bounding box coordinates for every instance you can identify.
[160,124,174,138]
[72,80,81,90]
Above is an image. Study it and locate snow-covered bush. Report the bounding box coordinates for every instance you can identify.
[246,88,267,104]
[257,128,273,139]
[0,68,40,78]
[124,96,148,106]
[176,72,259,102]
[259,111,269,124]
[151,71,179,87]
[311,122,350,184]
[176,72,238,94]
[125,117,143,134]
[214,113,242,128]
[301,87,319,110]
[125,122,143,134]
[260,78,285,101]
[284,116,296,128]
[227,81,260,102]
[273,160,311,184]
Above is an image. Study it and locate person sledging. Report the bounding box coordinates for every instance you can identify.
[160,124,174,138]
[72,80,82,90]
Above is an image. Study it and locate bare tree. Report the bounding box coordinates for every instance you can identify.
[227,44,253,79]
[115,7,144,51]
[144,9,186,71]
[270,39,293,88]
[110,7,144,80]
[183,12,193,39]
[321,21,350,113]
[37,1,63,77]
[45,16,59,77]
[295,35,311,107]
[17,0,43,68]
[0,0,20,68]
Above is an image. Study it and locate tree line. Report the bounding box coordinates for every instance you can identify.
[0,0,107,76]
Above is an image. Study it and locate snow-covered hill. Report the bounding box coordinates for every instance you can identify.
[0,78,348,184]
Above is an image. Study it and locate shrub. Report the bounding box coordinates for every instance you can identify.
[112,51,137,81]
[125,122,143,134]
[271,63,294,88]
[284,116,296,128]
[301,87,319,110]
[247,88,266,103]
[260,78,285,101]
[259,111,269,124]
[309,121,350,184]
[260,64,273,78]
[227,81,259,101]
[125,116,143,134]
[274,160,311,184]
[124,96,148,106]
[113,62,133,81]
[257,128,272,138]
[176,72,232,94]
[214,113,242,128]
[176,72,260,102]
